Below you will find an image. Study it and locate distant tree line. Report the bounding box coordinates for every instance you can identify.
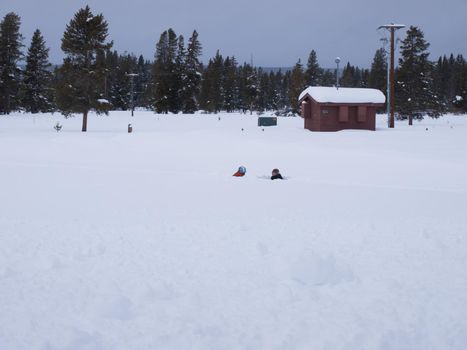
[1,8,466,129]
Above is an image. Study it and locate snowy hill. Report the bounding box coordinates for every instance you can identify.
[1,112,467,349]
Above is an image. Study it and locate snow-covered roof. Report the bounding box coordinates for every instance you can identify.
[299,87,386,104]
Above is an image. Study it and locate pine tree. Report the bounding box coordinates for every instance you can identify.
[255,68,270,111]
[278,70,291,112]
[269,70,283,111]
[305,50,322,86]
[109,53,138,110]
[152,30,169,113]
[433,55,451,110]
[396,26,442,124]
[288,59,305,113]
[369,48,387,93]
[453,55,467,112]
[359,68,370,87]
[22,29,53,113]
[320,69,335,87]
[104,50,119,102]
[201,51,225,113]
[152,28,180,113]
[238,63,257,113]
[341,62,355,87]
[135,55,151,108]
[183,30,202,113]
[173,34,186,113]
[432,54,467,112]
[0,12,23,114]
[55,6,112,131]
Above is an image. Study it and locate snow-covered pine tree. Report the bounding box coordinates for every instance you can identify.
[288,59,305,113]
[183,30,202,113]
[238,62,257,114]
[255,68,270,112]
[110,53,138,110]
[452,55,467,112]
[55,6,112,131]
[152,31,168,113]
[278,70,291,112]
[206,51,225,113]
[198,59,211,112]
[102,50,118,106]
[396,26,442,124]
[433,55,452,111]
[22,29,53,113]
[0,12,23,114]
[267,71,278,111]
[432,54,467,113]
[269,70,283,111]
[305,50,322,86]
[223,56,239,112]
[166,30,180,113]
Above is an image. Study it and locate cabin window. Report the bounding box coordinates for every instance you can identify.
[358,106,367,122]
[339,106,348,122]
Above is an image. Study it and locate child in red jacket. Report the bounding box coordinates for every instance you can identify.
[233,166,246,177]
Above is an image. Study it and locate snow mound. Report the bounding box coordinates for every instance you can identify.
[291,253,355,286]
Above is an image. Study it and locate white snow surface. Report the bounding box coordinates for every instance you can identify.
[299,86,386,104]
[1,111,467,350]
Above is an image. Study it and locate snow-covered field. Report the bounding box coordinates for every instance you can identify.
[1,111,467,350]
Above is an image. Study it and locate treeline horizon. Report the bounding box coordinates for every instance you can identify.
[1,6,466,127]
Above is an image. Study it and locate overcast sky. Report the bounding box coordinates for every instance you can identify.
[2,0,466,68]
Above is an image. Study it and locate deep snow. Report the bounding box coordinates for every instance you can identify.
[1,111,467,350]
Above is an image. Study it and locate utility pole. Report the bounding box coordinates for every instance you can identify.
[378,23,405,128]
[126,73,139,117]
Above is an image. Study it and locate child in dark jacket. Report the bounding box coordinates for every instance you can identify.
[271,168,283,180]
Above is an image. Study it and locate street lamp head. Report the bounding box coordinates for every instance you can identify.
[335,57,341,64]
[378,23,406,30]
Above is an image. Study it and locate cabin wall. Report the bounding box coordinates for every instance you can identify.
[302,98,378,132]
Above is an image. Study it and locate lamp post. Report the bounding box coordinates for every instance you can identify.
[377,23,405,128]
[126,73,139,117]
[335,57,341,89]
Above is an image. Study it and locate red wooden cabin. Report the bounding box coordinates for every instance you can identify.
[298,87,385,132]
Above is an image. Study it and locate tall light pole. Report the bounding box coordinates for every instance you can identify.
[378,23,405,128]
[335,57,341,89]
[380,37,391,126]
[126,73,139,117]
